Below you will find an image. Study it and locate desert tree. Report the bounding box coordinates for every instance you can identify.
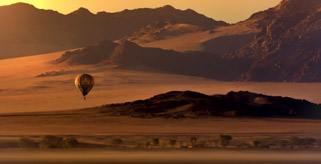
[19,138,38,148]
[211,139,220,147]
[251,140,262,148]
[169,139,177,148]
[136,143,143,149]
[219,135,232,147]
[41,135,65,149]
[318,140,321,148]
[197,141,206,148]
[190,137,197,146]
[301,138,316,148]
[152,138,160,147]
[64,138,79,148]
[145,141,151,148]
[277,140,290,149]
[290,136,301,148]
[110,138,123,147]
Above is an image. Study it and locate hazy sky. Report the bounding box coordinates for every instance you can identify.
[0,0,282,23]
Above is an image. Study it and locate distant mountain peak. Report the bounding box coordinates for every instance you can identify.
[2,2,36,10]
[8,2,35,7]
[117,40,140,48]
[150,91,209,100]
[159,5,176,10]
[0,1,226,60]
[68,7,93,15]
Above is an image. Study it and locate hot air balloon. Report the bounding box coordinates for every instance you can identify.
[75,74,94,100]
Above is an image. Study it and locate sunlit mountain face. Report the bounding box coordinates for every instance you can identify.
[226,0,321,82]
[1,1,321,164]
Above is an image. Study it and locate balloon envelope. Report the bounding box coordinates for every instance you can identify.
[75,74,94,99]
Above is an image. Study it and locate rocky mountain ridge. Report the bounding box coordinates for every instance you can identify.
[226,0,321,82]
[0,3,226,59]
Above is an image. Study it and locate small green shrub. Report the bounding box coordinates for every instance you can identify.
[136,143,143,149]
[168,139,177,148]
[41,135,64,149]
[152,138,160,146]
[290,136,301,148]
[235,142,251,148]
[110,138,123,147]
[145,141,151,148]
[290,136,316,148]
[190,137,197,146]
[211,139,220,147]
[64,138,79,148]
[301,138,316,148]
[278,140,290,148]
[252,140,262,148]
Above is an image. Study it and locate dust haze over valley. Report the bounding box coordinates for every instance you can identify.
[1,0,321,112]
[1,0,321,163]
[2,51,321,113]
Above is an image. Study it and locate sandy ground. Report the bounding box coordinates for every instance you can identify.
[1,112,321,163]
[1,111,321,144]
[1,149,321,164]
[1,51,321,113]
[1,112,321,135]
[2,51,321,163]
[1,110,321,164]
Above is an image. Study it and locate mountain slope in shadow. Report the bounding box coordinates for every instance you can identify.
[55,40,251,81]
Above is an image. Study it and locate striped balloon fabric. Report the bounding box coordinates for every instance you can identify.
[75,74,94,100]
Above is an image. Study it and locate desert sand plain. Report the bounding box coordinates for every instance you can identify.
[2,110,321,163]
[2,149,321,164]
[1,50,321,113]
[1,51,321,163]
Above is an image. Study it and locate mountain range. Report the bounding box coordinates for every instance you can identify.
[0,3,226,59]
[1,0,321,82]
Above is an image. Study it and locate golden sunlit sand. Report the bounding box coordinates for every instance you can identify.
[140,21,259,52]
[1,149,321,164]
[1,51,321,113]
[0,0,320,164]
[1,111,321,163]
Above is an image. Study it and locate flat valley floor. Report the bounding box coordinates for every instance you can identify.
[2,47,321,164]
[2,52,321,113]
[2,149,321,164]
[1,111,321,164]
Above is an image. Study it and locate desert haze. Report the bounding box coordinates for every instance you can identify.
[0,0,321,164]
[1,51,321,113]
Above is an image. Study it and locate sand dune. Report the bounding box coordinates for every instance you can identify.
[140,21,258,53]
[1,51,321,113]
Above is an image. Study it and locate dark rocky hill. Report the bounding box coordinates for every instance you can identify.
[94,90,321,119]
